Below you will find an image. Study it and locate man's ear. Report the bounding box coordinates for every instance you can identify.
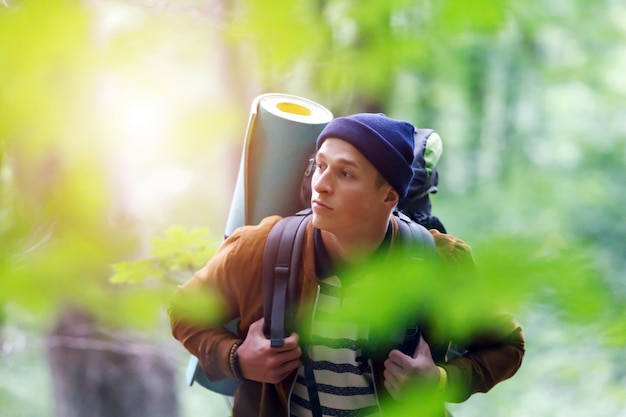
[384,188,399,206]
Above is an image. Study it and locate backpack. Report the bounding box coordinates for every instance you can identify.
[262,208,436,350]
[261,208,437,417]
[186,127,446,394]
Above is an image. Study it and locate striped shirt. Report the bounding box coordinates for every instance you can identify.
[290,275,381,417]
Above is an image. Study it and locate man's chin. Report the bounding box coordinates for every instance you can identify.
[311,213,329,230]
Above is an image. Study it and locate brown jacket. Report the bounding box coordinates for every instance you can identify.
[169,215,525,416]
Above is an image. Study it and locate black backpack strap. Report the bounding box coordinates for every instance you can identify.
[394,210,436,259]
[393,211,436,356]
[301,348,323,417]
[262,210,311,347]
[262,209,321,416]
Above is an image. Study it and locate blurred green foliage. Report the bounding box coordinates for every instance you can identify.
[1,0,625,416]
[0,0,117,318]
[110,226,218,284]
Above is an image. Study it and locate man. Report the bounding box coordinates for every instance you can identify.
[169,113,525,416]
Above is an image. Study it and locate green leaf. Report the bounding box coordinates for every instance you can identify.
[150,226,211,255]
[110,260,165,284]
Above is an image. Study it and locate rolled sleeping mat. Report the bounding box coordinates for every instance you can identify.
[187,94,333,392]
[224,93,333,237]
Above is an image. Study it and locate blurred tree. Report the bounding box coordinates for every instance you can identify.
[46,308,179,417]
[0,1,181,416]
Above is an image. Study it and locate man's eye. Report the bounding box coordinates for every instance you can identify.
[341,170,352,178]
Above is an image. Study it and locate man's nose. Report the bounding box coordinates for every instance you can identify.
[312,170,331,193]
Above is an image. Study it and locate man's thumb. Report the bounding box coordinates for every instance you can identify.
[413,335,431,359]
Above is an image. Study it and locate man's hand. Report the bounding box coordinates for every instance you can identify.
[236,317,302,384]
[383,335,440,400]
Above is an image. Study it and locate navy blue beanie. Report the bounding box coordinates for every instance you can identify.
[316,113,416,199]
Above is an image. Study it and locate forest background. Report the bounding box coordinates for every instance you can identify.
[1,0,625,416]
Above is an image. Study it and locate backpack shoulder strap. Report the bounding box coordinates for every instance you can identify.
[262,209,312,347]
[391,211,436,356]
[394,210,436,259]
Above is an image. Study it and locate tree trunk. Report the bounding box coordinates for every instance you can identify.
[46,308,178,417]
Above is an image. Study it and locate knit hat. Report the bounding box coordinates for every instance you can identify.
[316,113,416,199]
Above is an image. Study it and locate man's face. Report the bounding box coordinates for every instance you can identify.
[310,138,394,235]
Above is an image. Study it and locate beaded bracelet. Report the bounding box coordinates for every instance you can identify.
[436,366,447,391]
[229,340,245,381]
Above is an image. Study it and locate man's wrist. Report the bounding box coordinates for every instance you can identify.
[229,340,245,381]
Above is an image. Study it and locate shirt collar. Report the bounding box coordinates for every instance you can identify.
[314,221,393,279]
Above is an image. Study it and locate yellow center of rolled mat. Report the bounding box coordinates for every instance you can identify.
[276,102,312,116]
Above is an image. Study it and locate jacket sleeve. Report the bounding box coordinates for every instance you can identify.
[429,230,526,403]
[168,216,281,381]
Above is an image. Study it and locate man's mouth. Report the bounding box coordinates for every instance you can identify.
[312,199,331,210]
